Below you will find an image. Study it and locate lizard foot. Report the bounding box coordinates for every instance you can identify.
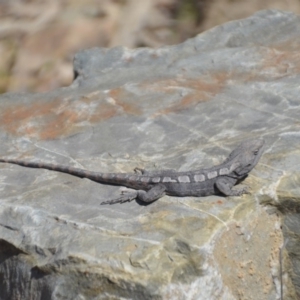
[100,191,138,205]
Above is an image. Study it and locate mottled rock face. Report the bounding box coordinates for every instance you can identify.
[0,9,300,300]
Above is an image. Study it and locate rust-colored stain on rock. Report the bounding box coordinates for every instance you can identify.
[0,90,143,140]
[262,47,300,76]
[1,98,89,140]
[2,98,55,138]
[0,73,228,140]
[151,73,229,117]
[108,88,142,116]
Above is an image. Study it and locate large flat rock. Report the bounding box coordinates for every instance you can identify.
[0,9,299,300]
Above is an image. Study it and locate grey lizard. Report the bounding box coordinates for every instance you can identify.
[0,139,264,205]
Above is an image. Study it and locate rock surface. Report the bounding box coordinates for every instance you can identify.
[0,9,300,300]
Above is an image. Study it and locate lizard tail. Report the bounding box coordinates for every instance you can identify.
[0,158,116,183]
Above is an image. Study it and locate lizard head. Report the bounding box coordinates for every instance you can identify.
[226,139,265,177]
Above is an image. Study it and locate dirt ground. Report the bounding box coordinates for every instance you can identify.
[0,0,299,93]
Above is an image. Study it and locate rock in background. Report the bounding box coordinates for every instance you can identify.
[0,9,300,300]
[1,0,300,93]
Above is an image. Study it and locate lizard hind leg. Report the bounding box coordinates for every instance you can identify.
[136,184,166,203]
[100,190,138,205]
[100,184,166,205]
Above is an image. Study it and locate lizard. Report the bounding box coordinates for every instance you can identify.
[0,139,264,205]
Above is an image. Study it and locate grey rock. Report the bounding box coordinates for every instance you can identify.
[0,9,300,300]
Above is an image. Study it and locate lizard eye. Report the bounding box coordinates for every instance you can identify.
[254,150,259,155]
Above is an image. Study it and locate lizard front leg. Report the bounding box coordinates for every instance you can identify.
[101,184,166,205]
[215,177,249,196]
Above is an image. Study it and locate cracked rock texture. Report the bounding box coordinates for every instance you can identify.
[0,9,300,300]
